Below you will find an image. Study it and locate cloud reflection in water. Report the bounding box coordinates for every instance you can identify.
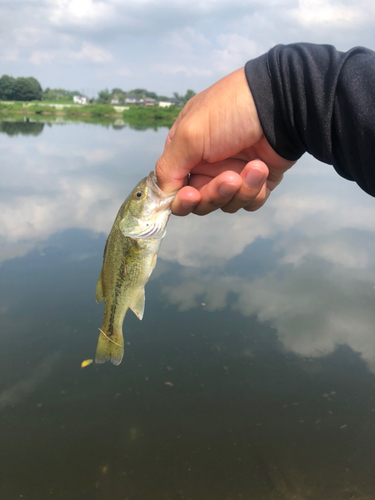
[1,121,375,375]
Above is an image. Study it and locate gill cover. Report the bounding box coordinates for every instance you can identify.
[119,171,176,240]
[120,217,167,240]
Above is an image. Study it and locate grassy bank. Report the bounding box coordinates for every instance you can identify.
[0,101,181,128]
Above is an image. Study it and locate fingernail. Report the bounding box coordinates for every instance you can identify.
[244,168,265,189]
[219,183,238,197]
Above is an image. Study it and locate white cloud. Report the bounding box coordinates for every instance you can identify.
[151,64,212,77]
[213,34,264,73]
[73,42,114,63]
[160,27,212,53]
[0,0,374,93]
[29,42,114,66]
[116,67,133,77]
[0,49,20,62]
[159,205,276,268]
[290,0,364,29]
[29,50,56,65]
[48,0,115,28]
[161,247,375,372]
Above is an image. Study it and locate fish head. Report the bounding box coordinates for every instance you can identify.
[119,171,177,240]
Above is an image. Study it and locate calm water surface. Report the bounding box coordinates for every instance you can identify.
[1,118,375,499]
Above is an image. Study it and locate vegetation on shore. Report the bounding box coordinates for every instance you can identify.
[0,74,195,106]
[0,102,181,129]
[0,74,195,127]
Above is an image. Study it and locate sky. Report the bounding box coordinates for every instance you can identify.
[1,0,375,97]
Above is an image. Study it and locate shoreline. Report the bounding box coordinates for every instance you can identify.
[0,103,181,128]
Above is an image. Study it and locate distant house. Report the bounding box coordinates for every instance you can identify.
[110,97,121,105]
[159,101,173,108]
[73,95,89,105]
[169,98,183,106]
[124,94,139,104]
[159,98,182,108]
[144,97,156,106]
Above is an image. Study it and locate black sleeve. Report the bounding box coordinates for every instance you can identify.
[245,43,375,197]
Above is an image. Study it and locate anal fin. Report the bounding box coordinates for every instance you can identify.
[130,289,145,320]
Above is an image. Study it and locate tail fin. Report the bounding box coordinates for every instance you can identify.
[95,328,124,366]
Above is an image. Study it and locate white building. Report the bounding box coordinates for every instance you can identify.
[124,95,139,104]
[144,97,156,106]
[73,95,89,105]
[159,101,173,108]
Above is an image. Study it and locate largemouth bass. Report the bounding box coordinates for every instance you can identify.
[95,171,177,365]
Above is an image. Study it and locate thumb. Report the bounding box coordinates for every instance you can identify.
[155,119,204,193]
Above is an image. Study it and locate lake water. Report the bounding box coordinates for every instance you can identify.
[1,118,375,500]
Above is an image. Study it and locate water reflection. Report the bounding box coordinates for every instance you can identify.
[0,352,60,410]
[0,119,45,136]
[161,235,375,372]
[1,119,375,499]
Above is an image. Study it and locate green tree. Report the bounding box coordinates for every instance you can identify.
[24,77,43,100]
[0,75,42,101]
[145,91,157,99]
[97,88,111,104]
[112,88,125,95]
[173,90,196,104]
[128,88,148,98]
[0,75,16,100]
[184,89,196,103]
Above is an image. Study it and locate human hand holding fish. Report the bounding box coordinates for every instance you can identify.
[95,171,177,365]
[155,68,294,216]
[94,70,292,366]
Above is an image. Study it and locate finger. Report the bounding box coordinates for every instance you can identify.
[190,171,243,216]
[170,186,201,216]
[156,117,205,194]
[243,183,271,212]
[190,157,248,177]
[220,160,269,214]
[163,108,185,152]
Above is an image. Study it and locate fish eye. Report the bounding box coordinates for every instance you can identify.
[133,190,144,200]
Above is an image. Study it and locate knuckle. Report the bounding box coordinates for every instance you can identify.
[155,155,168,179]
[244,199,266,212]
[193,204,214,216]
[178,121,198,144]
[221,205,238,214]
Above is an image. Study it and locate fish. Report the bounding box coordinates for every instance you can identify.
[95,171,177,365]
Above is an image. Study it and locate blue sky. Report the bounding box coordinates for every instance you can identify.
[1,0,375,96]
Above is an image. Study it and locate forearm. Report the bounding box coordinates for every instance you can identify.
[245,43,375,196]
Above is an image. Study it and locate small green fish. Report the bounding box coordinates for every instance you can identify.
[95,171,177,365]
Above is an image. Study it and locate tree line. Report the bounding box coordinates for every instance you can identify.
[97,87,196,105]
[0,73,196,106]
[0,75,43,101]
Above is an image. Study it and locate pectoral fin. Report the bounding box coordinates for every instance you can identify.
[130,289,145,320]
[95,270,104,303]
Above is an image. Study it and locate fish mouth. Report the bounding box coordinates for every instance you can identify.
[146,171,178,211]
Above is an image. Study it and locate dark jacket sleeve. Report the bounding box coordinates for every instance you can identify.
[245,43,375,197]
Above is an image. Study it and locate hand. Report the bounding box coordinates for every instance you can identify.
[155,68,295,216]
